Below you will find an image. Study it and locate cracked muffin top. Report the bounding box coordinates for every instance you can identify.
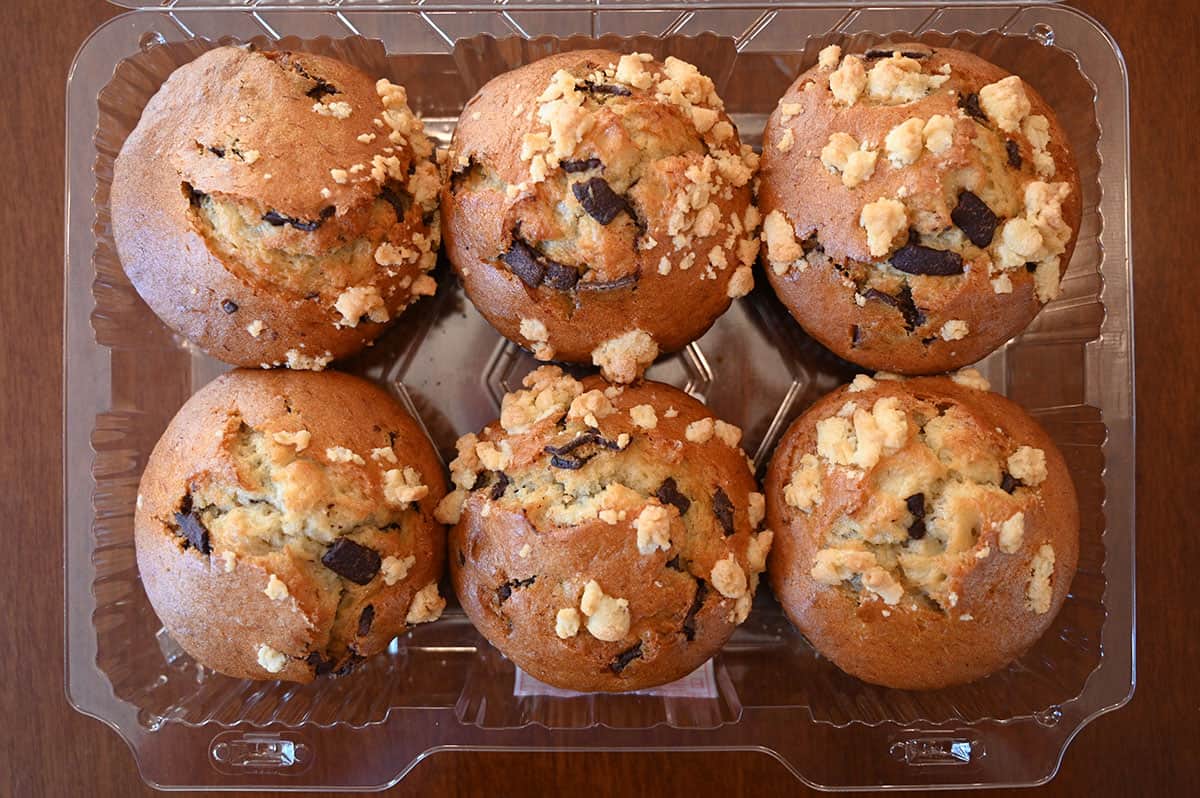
[134,369,447,682]
[441,50,761,383]
[764,370,1079,690]
[112,46,441,370]
[437,366,773,691]
[758,43,1081,374]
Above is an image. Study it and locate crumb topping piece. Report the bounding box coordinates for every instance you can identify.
[859,197,907,257]
[591,329,659,384]
[790,382,1051,614]
[256,644,287,673]
[579,579,631,641]
[1026,544,1055,613]
[405,582,445,624]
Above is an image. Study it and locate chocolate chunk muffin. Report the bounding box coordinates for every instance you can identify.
[437,366,772,691]
[758,43,1081,374]
[135,369,447,682]
[112,46,441,370]
[441,50,761,383]
[764,371,1079,689]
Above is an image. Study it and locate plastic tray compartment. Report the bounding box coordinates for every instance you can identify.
[64,2,1134,791]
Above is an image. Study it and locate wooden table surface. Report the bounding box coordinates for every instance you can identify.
[2,1,1196,795]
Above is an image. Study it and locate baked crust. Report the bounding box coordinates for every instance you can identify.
[440,367,772,691]
[112,46,441,369]
[758,44,1082,374]
[765,372,1079,689]
[441,50,760,382]
[135,369,447,682]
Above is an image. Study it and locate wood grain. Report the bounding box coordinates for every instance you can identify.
[1,1,1196,795]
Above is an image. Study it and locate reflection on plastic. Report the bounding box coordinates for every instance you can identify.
[210,731,313,774]
[889,735,984,767]
[513,660,718,699]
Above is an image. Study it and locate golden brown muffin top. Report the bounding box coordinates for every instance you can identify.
[440,367,773,690]
[441,50,760,379]
[757,44,1081,374]
[135,369,447,682]
[765,371,1079,689]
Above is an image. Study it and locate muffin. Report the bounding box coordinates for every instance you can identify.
[135,369,447,682]
[436,366,773,691]
[764,371,1079,689]
[112,46,441,370]
[441,50,761,383]
[757,43,1081,374]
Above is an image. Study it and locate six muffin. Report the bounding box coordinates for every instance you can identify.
[441,50,760,383]
[764,370,1079,689]
[120,41,1091,693]
[758,43,1082,374]
[134,369,448,682]
[435,366,773,691]
[112,46,441,370]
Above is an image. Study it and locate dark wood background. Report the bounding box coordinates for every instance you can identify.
[2,1,1196,795]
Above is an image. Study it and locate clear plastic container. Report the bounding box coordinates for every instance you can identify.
[64,2,1134,790]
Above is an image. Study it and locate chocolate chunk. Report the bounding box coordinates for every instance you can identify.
[1006,139,1022,168]
[863,287,925,331]
[904,493,927,539]
[950,191,1000,247]
[865,48,931,59]
[572,177,629,224]
[261,206,336,233]
[333,653,362,677]
[544,432,621,457]
[958,92,987,122]
[712,487,734,536]
[1025,261,1038,273]
[891,244,965,276]
[544,260,581,291]
[655,478,691,516]
[863,288,900,310]
[357,605,375,637]
[496,575,536,603]
[578,273,639,292]
[561,157,602,173]
[897,286,925,331]
[221,299,239,314]
[306,79,339,101]
[173,507,211,555]
[1001,472,1021,494]
[489,471,511,501]
[380,184,411,220]
[665,554,685,572]
[580,80,632,97]
[610,642,643,673]
[288,59,339,101]
[682,580,708,641]
[501,239,546,288]
[306,652,335,676]
[321,539,382,585]
[549,454,589,470]
[472,471,492,492]
[502,234,583,293]
[207,145,226,158]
